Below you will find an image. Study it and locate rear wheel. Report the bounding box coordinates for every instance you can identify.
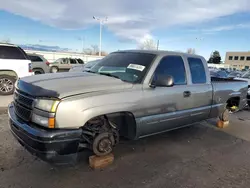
[0,75,15,95]
[33,69,45,75]
[51,66,59,73]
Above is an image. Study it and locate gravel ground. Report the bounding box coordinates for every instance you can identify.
[0,95,12,108]
[1,110,250,188]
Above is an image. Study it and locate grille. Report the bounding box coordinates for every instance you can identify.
[13,90,35,121]
[14,91,33,108]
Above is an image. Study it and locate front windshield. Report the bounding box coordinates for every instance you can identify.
[242,71,250,78]
[90,52,156,83]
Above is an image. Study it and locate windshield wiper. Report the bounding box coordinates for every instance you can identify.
[98,72,120,79]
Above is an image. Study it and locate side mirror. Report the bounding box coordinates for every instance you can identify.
[150,74,174,88]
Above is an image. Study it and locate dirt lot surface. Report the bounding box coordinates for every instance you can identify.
[1,110,250,188]
[0,95,12,108]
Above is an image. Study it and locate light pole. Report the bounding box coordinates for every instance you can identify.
[93,16,108,56]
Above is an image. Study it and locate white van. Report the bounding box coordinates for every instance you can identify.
[0,43,33,95]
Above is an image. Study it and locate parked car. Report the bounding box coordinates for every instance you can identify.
[0,43,33,95]
[210,70,228,78]
[76,58,84,64]
[69,59,101,72]
[27,53,50,74]
[227,71,243,79]
[8,50,248,163]
[234,71,250,106]
[49,58,84,73]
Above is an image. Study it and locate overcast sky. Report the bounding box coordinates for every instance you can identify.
[0,0,250,59]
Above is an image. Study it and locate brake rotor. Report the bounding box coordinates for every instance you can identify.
[93,132,115,156]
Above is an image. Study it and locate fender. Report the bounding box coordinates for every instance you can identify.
[55,102,139,129]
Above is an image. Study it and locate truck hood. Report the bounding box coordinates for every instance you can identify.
[16,72,133,98]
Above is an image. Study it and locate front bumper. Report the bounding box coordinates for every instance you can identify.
[8,103,82,164]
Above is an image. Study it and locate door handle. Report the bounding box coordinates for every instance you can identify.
[183,91,191,97]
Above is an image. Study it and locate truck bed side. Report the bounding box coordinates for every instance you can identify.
[210,78,248,118]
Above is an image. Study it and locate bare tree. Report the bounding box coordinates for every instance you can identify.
[137,39,157,50]
[91,45,99,55]
[187,48,196,54]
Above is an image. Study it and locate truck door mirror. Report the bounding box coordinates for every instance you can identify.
[150,74,174,88]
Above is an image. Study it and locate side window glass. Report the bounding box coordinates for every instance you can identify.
[188,58,206,84]
[155,56,186,85]
[61,58,68,64]
[0,46,27,59]
[70,59,77,64]
[29,55,42,62]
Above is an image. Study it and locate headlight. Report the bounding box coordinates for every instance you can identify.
[31,113,52,127]
[34,99,60,112]
[31,113,55,129]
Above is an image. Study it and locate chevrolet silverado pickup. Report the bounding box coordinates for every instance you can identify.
[8,50,248,163]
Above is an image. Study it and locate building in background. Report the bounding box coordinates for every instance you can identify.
[225,51,250,70]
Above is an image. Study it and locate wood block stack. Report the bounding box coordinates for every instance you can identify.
[217,120,229,129]
[89,153,114,169]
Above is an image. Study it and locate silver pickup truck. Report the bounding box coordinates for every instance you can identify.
[8,50,248,163]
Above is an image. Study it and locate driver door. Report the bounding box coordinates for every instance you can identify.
[138,55,194,137]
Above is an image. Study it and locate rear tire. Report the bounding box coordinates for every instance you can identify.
[33,69,45,75]
[0,75,16,95]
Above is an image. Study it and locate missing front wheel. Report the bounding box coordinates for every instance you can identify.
[80,116,120,156]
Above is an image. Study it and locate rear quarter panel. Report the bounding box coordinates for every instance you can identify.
[0,59,32,78]
[31,62,50,73]
[210,80,248,118]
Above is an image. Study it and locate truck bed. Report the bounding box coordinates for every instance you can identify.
[210,78,248,115]
[211,77,246,82]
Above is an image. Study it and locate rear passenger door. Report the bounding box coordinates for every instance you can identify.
[185,57,213,123]
[58,58,70,71]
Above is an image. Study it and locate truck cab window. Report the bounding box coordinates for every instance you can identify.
[188,58,206,84]
[155,55,186,85]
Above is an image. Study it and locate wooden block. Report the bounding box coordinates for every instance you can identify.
[89,153,114,169]
[217,120,229,128]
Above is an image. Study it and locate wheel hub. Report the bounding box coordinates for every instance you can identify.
[93,132,115,156]
[98,138,112,152]
[0,78,13,93]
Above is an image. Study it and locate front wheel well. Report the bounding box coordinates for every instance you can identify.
[32,68,45,74]
[84,112,137,140]
[0,70,18,79]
